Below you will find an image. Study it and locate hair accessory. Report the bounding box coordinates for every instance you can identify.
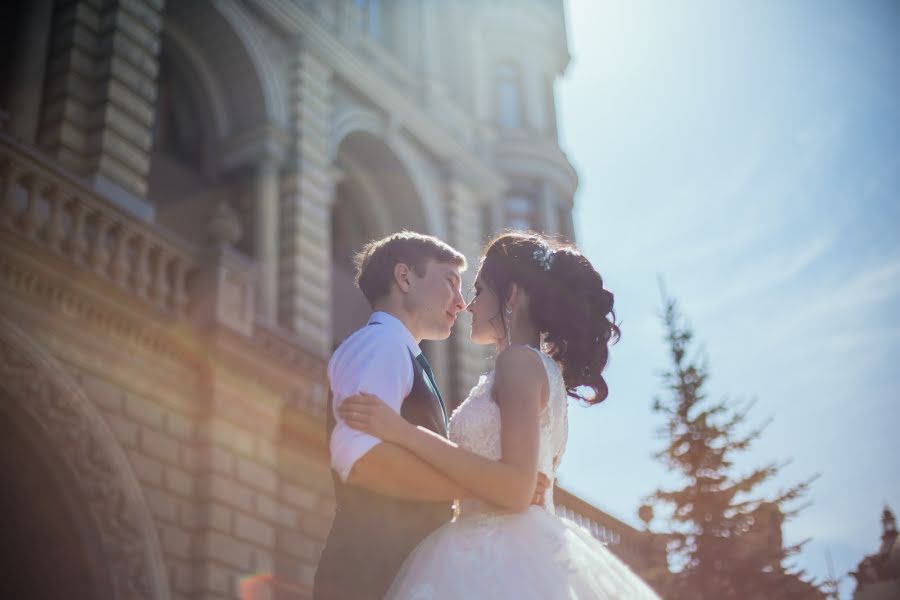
[532,245,555,271]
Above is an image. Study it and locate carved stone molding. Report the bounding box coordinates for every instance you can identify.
[0,317,171,600]
[0,238,325,382]
[0,243,198,368]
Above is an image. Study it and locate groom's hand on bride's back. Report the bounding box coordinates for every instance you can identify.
[531,472,551,508]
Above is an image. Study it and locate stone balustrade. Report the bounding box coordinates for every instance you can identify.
[554,486,665,572]
[0,133,197,316]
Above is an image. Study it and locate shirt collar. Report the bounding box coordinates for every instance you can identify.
[368,311,421,357]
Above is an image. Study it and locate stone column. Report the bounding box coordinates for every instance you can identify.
[445,177,487,410]
[419,0,444,102]
[489,192,506,237]
[254,156,281,323]
[39,0,164,218]
[559,196,576,242]
[523,51,542,131]
[539,180,560,236]
[279,45,337,356]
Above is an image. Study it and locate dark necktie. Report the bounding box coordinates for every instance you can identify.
[369,322,447,429]
[416,353,447,426]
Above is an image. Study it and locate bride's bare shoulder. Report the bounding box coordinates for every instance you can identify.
[494,345,547,393]
[496,344,543,368]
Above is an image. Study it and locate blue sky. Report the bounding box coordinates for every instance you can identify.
[555,1,900,596]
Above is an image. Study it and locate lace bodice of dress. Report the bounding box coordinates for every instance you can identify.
[449,346,568,516]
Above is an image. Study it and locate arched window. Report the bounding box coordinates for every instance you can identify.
[505,194,534,230]
[495,62,523,129]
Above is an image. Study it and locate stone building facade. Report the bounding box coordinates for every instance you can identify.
[0,1,663,598]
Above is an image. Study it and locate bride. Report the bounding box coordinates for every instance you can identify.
[339,232,661,599]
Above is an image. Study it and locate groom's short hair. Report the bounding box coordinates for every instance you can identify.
[354,231,467,308]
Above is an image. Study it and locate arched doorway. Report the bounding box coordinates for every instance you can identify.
[330,130,433,349]
[0,405,109,599]
[0,319,171,600]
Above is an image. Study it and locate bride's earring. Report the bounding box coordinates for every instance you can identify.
[505,306,513,348]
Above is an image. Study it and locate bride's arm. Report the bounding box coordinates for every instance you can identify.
[346,442,470,501]
[340,346,545,512]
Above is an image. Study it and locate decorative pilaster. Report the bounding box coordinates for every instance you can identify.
[191,369,284,600]
[187,203,285,600]
[39,0,164,214]
[279,47,337,356]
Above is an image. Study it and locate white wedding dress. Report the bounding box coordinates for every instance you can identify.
[386,347,662,599]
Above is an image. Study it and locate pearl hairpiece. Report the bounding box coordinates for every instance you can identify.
[532,245,555,271]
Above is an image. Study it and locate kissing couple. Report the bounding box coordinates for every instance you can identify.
[313,231,660,599]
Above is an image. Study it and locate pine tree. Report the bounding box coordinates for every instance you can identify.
[645,290,825,599]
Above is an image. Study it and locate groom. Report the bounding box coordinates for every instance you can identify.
[313,232,548,599]
[313,231,469,600]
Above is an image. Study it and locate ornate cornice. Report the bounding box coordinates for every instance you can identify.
[0,237,201,370]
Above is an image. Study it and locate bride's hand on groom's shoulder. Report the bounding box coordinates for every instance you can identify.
[339,392,411,444]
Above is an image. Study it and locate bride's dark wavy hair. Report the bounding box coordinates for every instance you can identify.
[478,232,620,404]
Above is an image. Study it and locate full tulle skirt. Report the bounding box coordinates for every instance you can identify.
[386,505,662,599]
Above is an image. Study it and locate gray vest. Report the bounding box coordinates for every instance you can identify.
[314,340,451,600]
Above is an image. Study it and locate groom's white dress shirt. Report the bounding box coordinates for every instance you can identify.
[328,311,421,482]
